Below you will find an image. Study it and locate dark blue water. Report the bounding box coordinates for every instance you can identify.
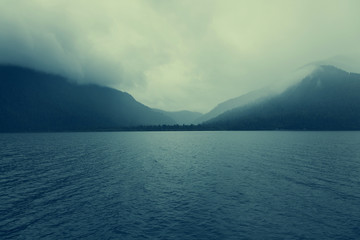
[1,131,360,239]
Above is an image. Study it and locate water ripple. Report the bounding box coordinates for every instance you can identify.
[1,131,360,239]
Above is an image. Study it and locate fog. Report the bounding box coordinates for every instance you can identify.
[1,0,360,112]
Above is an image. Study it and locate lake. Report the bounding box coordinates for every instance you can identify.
[1,131,360,239]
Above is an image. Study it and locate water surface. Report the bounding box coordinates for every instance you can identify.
[1,131,360,239]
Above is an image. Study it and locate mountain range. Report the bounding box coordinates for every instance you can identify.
[204,65,360,130]
[1,64,359,132]
[0,65,175,132]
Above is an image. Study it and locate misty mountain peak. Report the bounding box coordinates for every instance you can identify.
[312,65,349,78]
[205,65,360,130]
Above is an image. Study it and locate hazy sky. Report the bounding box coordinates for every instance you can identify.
[1,0,360,112]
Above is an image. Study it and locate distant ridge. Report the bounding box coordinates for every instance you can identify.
[204,65,360,130]
[153,109,203,125]
[195,87,275,123]
[0,65,175,132]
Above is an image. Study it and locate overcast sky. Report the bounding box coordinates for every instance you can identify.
[1,0,360,112]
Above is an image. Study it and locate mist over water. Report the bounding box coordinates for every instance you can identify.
[1,131,360,239]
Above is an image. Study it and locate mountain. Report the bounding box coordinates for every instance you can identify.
[0,65,175,132]
[153,109,203,125]
[205,65,360,130]
[195,87,275,123]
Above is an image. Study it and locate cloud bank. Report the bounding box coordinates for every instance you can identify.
[1,0,360,112]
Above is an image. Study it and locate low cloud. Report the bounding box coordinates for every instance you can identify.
[1,0,360,112]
